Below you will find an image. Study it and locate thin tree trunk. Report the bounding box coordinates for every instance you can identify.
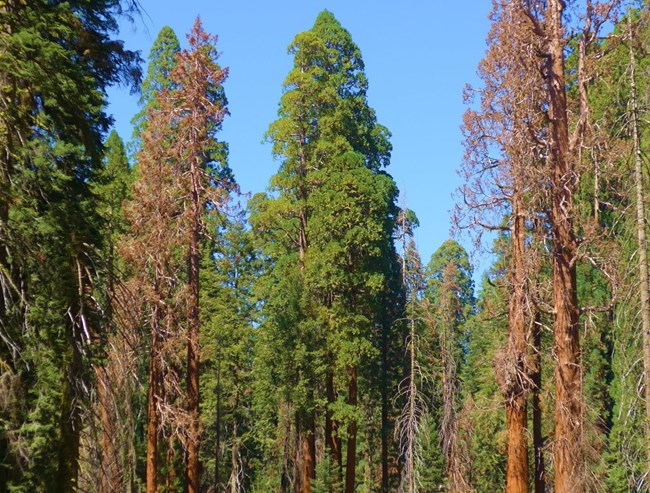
[505,192,529,493]
[146,306,161,493]
[56,313,82,493]
[381,317,389,493]
[344,365,358,493]
[55,256,85,493]
[628,19,650,475]
[326,364,342,477]
[546,1,583,489]
[215,351,222,491]
[407,316,417,493]
[531,313,545,493]
[230,420,240,493]
[186,157,201,493]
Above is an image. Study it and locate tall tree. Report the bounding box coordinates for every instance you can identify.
[90,129,136,492]
[0,0,140,490]
[252,10,396,492]
[394,209,425,493]
[131,25,181,143]
[424,240,474,492]
[124,18,229,493]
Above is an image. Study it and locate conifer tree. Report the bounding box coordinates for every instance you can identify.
[424,240,474,492]
[0,1,140,490]
[251,10,397,492]
[124,18,229,493]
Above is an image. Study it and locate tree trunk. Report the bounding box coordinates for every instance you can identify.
[326,365,342,477]
[546,1,583,489]
[628,20,650,476]
[505,191,529,493]
[229,420,240,493]
[146,307,161,493]
[381,317,389,493]
[301,411,316,493]
[344,365,358,493]
[55,257,85,493]
[215,352,222,491]
[55,313,82,493]
[531,313,545,493]
[186,157,201,493]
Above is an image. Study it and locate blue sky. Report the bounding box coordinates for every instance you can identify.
[107,0,492,274]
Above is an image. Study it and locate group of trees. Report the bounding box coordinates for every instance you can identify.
[1,1,650,492]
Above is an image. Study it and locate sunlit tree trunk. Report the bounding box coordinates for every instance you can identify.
[628,17,650,475]
[504,189,529,493]
[546,1,583,489]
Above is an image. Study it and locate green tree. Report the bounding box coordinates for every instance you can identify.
[250,10,398,493]
[0,1,140,490]
[131,25,181,143]
[200,217,260,492]
[423,240,475,492]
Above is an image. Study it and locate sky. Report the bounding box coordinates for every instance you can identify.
[107,0,493,275]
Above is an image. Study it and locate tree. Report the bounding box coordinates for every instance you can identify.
[460,2,548,490]
[124,18,229,493]
[394,209,426,493]
[518,2,621,489]
[251,10,397,492]
[90,129,136,492]
[131,25,181,143]
[200,217,260,493]
[424,240,474,492]
[0,0,140,490]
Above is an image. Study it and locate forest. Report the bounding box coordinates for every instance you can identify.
[0,0,650,492]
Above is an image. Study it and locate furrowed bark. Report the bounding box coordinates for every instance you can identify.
[531,313,545,493]
[504,192,529,493]
[546,1,583,489]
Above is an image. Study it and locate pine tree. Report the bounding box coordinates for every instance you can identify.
[0,1,140,490]
[200,217,260,492]
[251,10,397,492]
[424,240,474,492]
[124,18,230,493]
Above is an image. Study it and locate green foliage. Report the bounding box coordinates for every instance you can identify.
[131,26,181,142]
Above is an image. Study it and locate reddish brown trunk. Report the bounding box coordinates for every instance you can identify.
[146,311,160,493]
[531,314,545,493]
[302,412,316,492]
[344,365,358,493]
[505,189,529,493]
[186,158,201,493]
[506,404,529,493]
[546,1,583,490]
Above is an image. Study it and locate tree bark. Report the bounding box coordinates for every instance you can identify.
[344,365,358,493]
[146,305,161,493]
[504,192,529,493]
[628,19,650,476]
[186,155,201,493]
[531,313,545,493]
[326,364,342,477]
[546,1,583,490]
[301,411,316,492]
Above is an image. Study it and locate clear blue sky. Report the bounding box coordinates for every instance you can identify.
[107,0,492,274]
